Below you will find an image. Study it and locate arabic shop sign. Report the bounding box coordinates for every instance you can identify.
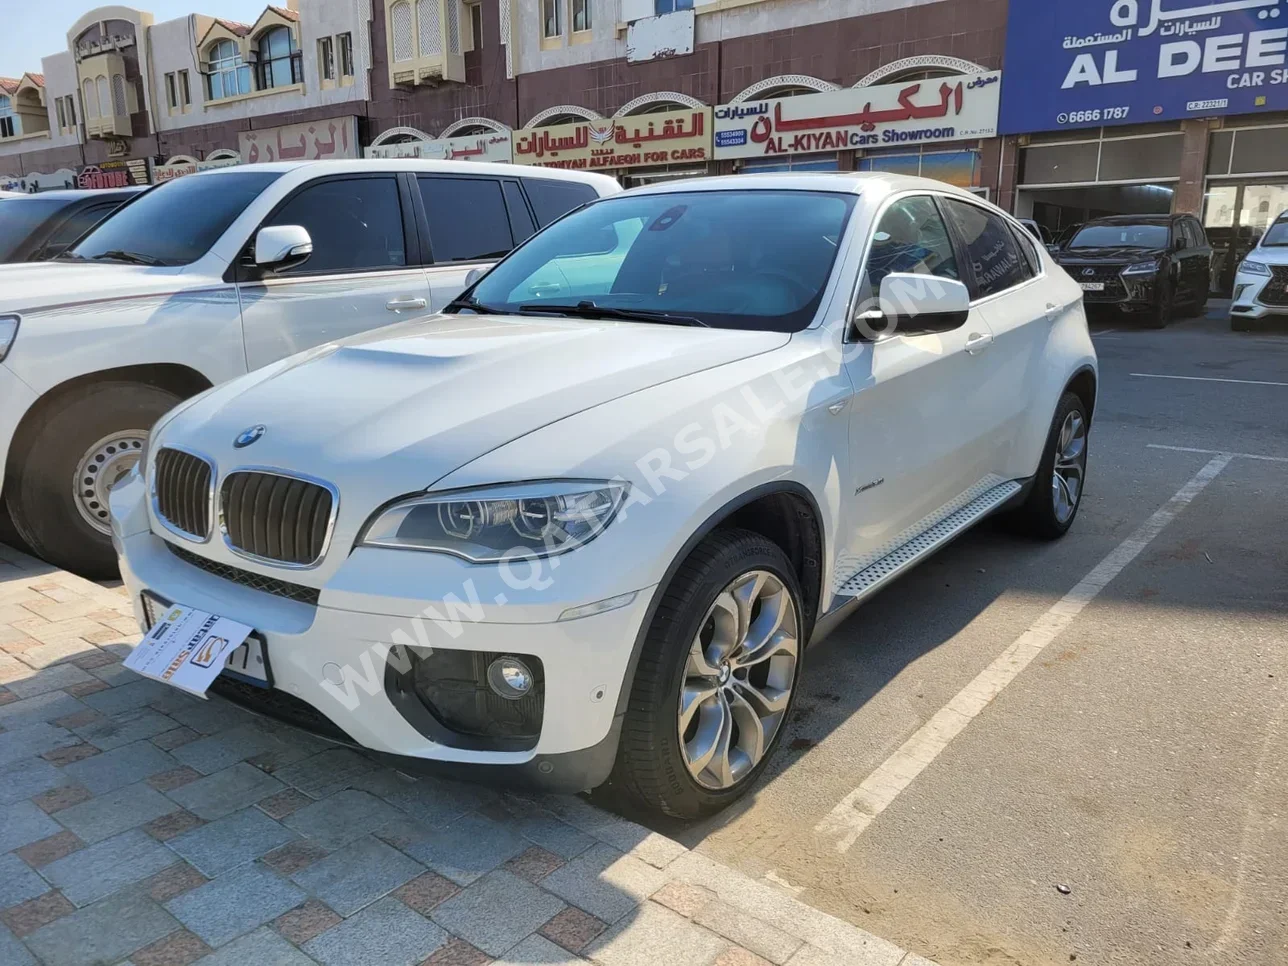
[713,74,1001,161]
[76,158,152,189]
[239,116,359,163]
[153,157,241,183]
[512,108,712,169]
[1001,0,1288,134]
[364,132,513,162]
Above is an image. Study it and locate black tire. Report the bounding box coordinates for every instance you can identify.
[1008,391,1089,541]
[1145,278,1173,328]
[610,529,805,819]
[6,382,181,578]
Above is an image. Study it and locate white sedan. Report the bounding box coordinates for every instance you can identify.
[111,173,1096,818]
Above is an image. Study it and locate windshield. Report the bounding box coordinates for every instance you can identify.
[1261,220,1288,247]
[71,171,281,266]
[1068,223,1169,250]
[464,189,858,332]
[0,197,69,261]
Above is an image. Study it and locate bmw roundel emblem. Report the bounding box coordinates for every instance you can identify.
[234,425,265,448]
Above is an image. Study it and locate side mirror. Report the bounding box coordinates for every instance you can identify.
[255,225,313,272]
[853,273,971,340]
[1172,236,1188,252]
[464,267,486,288]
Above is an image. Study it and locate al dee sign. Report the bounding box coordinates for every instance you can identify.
[512,108,711,170]
[1001,0,1288,133]
[714,74,1001,160]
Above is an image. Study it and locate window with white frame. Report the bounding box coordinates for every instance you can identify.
[542,0,561,38]
[573,0,591,31]
[257,26,302,89]
[318,36,335,81]
[654,0,693,12]
[206,39,252,99]
[0,96,15,138]
[82,78,97,118]
[338,32,354,77]
[390,1,414,61]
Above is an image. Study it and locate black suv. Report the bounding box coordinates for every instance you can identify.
[1055,214,1211,327]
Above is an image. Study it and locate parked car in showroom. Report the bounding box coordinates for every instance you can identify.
[0,160,618,577]
[0,187,144,263]
[1229,211,1288,331]
[111,173,1097,818]
[1054,214,1211,327]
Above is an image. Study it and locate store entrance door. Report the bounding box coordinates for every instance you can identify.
[1204,182,1288,296]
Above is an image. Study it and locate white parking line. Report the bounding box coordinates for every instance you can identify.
[814,454,1232,853]
[1131,372,1288,388]
[1148,443,1288,463]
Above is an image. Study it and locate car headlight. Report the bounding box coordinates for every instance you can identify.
[1239,258,1272,277]
[1122,260,1161,276]
[359,480,630,562]
[0,314,19,362]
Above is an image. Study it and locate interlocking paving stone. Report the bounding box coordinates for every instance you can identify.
[282,788,406,850]
[55,781,178,843]
[652,882,717,919]
[144,863,209,903]
[0,799,63,851]
[166,761,285,820]
[41,741,100,766]
[272,898,342,945]
[694,902,803,965]
[539,844,669,924]
[44,828,179,907]
[167,698,255,736]
[152,727,201,751]
[193,925,318,966]
[256,788,314,819]
[5,662,94,698]
[165,863,306,947]
[493,935,583,965]
[503,846,565,883]
[147,765,204,792]
[62,739,177,794]
[131,927,211,966]
[167,807,298,877]
[712,949,773,966]
[70,650,118,671]
[509,812,597,861]
[0,890,75,937]
[24,891,180,966]
[172,722,313,776]
[77,709,178,751]
[302,896,446,966]
[393,871,460,916]
[538,906,608,953]
[0,755,70,804]
[429,869,565,957]
[425,936,492,965]
[403,813,529,886]
[0,921,36,966]
[274,748,378,800]
[586,901,728,966]
[144,808,205,842]
[354,769,486,829]
[261,838,330,876]
[0,851,51,908]
[14,829,82,868]
[88,661,143,687]
[81,679,173,716]
[64,680,109,698]
[53,709,104,730]
[291,835,425,916]
[0,720,79,768]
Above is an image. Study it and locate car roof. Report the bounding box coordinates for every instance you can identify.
[619,171,989,202]
[1081,214,1177,226]
[0,187,146,202]
[189,158,619,190]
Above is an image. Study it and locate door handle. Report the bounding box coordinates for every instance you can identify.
[965,332,994,354]
[386,297,427,312]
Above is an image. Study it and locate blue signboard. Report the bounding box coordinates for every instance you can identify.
[1001,0,1288,134]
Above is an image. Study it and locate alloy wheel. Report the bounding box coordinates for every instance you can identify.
[1051,410,1087,524]
[73,431,146,534]
[678,570,799,790]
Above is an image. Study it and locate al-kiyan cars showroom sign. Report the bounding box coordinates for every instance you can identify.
[512,108,711,169]
[1001,0,1288,134]
[713,73,1001,160]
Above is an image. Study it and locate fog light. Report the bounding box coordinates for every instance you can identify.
[487,657,534,700]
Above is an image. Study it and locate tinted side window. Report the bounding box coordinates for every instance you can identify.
[866,195,959,290]
[1186,219,1206,248]
[1010,223,1042,276]
[1172,221,1188,249]
[39,204,119,258]
[267,177,406,274]
[942,199,1031,298]
[418,176,513,262]
[524,179,597,226]
[502,181,536,246]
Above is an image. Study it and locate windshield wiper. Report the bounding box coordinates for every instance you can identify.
[91,250,167,266]
[54,251,87,261]
[444,295,513,315]
[518,300,708,327]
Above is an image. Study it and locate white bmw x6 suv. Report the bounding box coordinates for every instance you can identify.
[111,174,1096,818]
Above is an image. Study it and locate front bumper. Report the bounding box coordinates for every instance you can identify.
[1068,271,1158,309]
[1230,270,1288,319]
[110,473,654,793]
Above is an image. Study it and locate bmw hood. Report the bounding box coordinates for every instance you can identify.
[160,312,789,504]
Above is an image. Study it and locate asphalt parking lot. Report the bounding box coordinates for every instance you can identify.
[624,301,1288,966]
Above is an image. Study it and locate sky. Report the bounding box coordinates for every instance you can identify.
[1,0,270,79]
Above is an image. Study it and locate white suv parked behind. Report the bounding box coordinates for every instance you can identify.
[112,174,1096,818]
[0,160,619,576]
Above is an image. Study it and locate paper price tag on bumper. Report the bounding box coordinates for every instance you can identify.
[124,603,253,697]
